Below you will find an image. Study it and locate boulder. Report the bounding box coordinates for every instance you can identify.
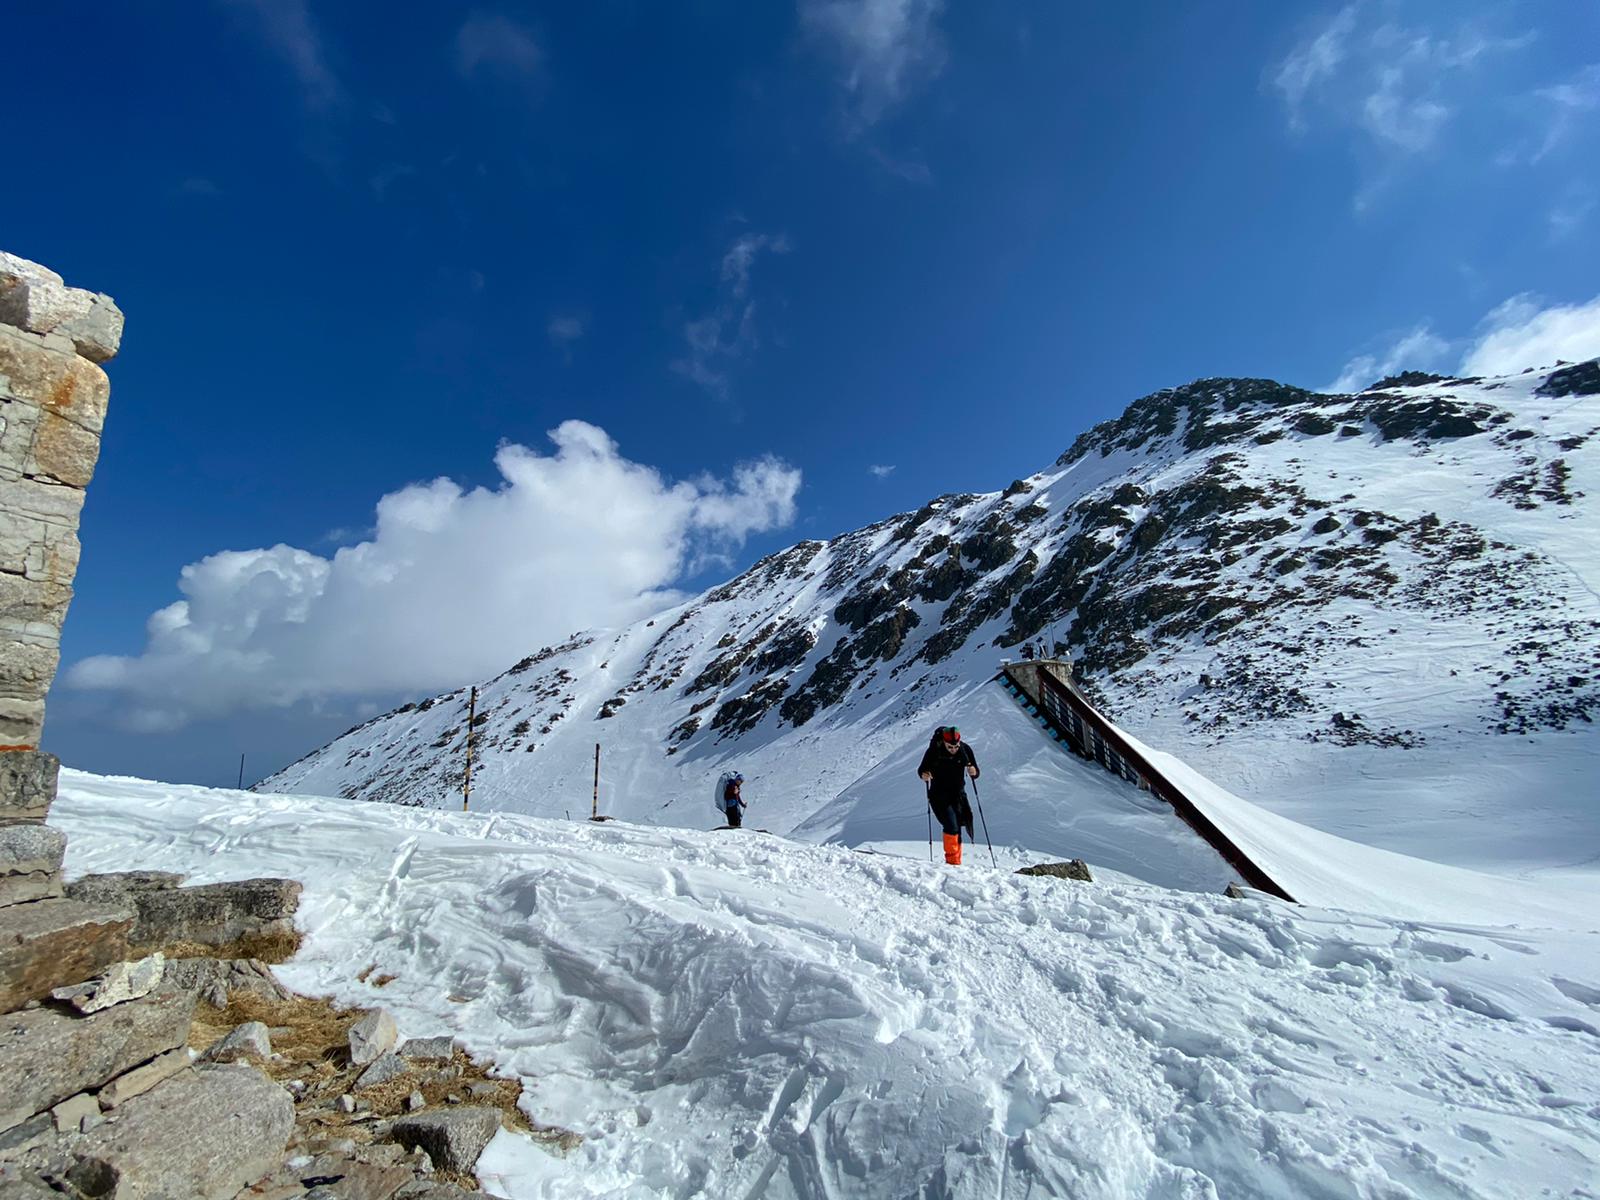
[348,1009,397,1066]
[51,953,165,1013]
[0,988,194,1133]
[160,956,292,1008]
[389,1109,501,1174]
[96,1049,191,1109]
[203,1021,272,1064]
[0,751,57,824]
[398,1036,454,1063]
[1015,860,1094,883]
[63,1064,293,1200]
[355,1053,409,1092]
[138,877,299,954]
[0,824,65,906]
[0,897,133,1012]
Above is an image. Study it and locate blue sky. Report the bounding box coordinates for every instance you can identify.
[6,1,1598,785]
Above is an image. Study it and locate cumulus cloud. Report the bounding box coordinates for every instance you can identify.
[673,233,791,397]
[68,423,801,729]
[801,0,947,126]
[1324,326,1451,393]
[1324,294,1600,390]
[455,12,542,77]
[1459,294,1600,375]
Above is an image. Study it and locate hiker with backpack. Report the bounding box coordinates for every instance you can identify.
[918,726,979,865]
[716,771,747,828]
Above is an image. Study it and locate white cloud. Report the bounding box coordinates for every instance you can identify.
[547,314,586,347]
[721,234,791,299]
[1459,294,1600,376]
[1270,6,1535,195]
[455,12,542,77]
[68,423,801,729]
[223,0,341,108]
[1324,325,1451,393]
[1532,63,1600,162]
[801,0,947,126]
[1273,4,1358,130]
[869,464,895,478]
[1548,190,1596,242]
[673,233,791,397]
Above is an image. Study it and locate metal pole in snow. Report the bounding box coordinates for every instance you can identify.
[592,743,600,819]
[238,753,245,790]
[463,686,477,812]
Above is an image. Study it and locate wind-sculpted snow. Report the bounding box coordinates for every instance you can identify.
[259,362,1600,889]
[55,772,1600,1199]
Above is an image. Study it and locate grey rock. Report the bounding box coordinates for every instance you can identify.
[203,1020,272,1064]
[0,988,194,1133]
[406,1090,425,1112]
[55,293,124,364]
[160,955,291,1008]
[61,871,183,905]
[336,1094,356,1114]
[1015,859,1094,883]
[64,1063,293,1200]
[66,875,302,956]
[0,750,57,824]
[51,953,165,1013]
[390,1108,501,1174]
[0,1113,54,1158]
[464,1082,497,1099]
[303,1155,415,1200]
[0,896,133,1013]
[0,1171,60,1198]
[393,1179,483,1198]
[398,1036,454,1062]
[96,1048,191,1109]
[348,1009,397,1066]
[354,1052,409,1091]
[0,823,65,906]
[49,1093,98,1133]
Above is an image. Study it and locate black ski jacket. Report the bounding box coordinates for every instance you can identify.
[917,742,978,801]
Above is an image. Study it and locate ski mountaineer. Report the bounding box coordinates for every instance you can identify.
[722,772,747,829]
[918,727,979,865]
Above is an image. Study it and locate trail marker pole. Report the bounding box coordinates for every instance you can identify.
[971,776,997,869]
[237,753,245,790]
[925,783,933,861]
[463,686,477,812]
[592,743,600,820]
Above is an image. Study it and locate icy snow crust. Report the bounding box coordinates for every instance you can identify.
[260,365,1600,893]
[56,771,1600,1199]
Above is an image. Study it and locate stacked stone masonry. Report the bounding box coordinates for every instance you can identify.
[0,251,503,1197]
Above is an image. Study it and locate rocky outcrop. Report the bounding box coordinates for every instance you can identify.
[64,872,303,957]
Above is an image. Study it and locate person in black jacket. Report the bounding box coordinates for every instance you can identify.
[918,726,978,865]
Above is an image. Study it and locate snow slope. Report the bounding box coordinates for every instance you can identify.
[55,770,1600,1199]
[259,362,1600,891]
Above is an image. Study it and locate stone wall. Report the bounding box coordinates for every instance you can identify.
[0,249,123,750]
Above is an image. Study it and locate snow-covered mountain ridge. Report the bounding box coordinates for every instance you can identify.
[261,361,1600,883]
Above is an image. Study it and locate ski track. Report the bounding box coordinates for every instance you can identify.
[54,771,1600,1199]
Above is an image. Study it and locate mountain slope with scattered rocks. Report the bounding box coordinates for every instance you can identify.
[260,361,1600,884]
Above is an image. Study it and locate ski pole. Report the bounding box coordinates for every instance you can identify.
[925,783,933,862]
[971,776,997,868]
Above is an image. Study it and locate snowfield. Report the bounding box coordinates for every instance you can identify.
[55,770,1600,1199]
